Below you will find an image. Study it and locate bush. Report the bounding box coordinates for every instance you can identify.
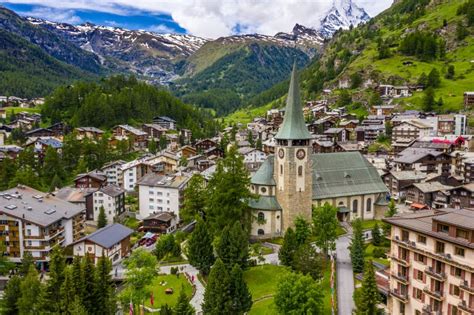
[170,267,179,275]
[373,247,388,259]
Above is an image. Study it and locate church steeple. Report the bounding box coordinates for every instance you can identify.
[275,62,312,141]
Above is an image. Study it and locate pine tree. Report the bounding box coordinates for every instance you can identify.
[174,285,195,315]
[18,265,44,314]
[350,219,365,274]
[255,138,262,150]
[160,304,173,315]
[44,247,66,313]
[159,135,167,150]
[456,21,469,40]
[423,87,436,112]
[229,264,253,314]
[2,275,21,314]
[42,146,65,185]
[371,222,382,246]
[292,243,323,280]
[187,219,215,275]
[60,267,76,314]
[69,297,88,315]
[82,257,97,314]
[445,65,455,79]
[313,203,338,257]
[294,216,311,245]
[427,68,441,88]
[202,259,232,315]
[356,261,380,315]
[97,206,108,228]
[148,139,158,154]
[95,254,115,315]
[71,256,85,300]
[216,222,249,270]
[383,199,398,236]
[279,227,297,267]
[180,174,206,223]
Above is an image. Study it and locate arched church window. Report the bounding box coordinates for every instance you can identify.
[352,200,358,213]
[258,212,265,221]
[258,229,265,236]
[298,166,303,176]
[366,198,372,212]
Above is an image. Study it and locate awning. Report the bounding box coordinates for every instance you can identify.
[338,206,350,213]
[410,203,428,210]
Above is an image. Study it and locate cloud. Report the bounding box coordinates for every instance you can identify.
[17,6,82,24]
[148,24,175,34]
[3,0,393,38]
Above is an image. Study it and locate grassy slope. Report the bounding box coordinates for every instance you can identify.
[144,274,193,308]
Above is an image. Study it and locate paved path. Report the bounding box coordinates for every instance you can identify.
[336,234,355,315]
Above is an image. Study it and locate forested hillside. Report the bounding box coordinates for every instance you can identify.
[42,76,220,139]
[227,0,474,123]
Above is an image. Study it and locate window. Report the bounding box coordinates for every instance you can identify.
[258,212,265,221]
[399,303,405,315]
[261,187,267,193]
[366,198,372,212]
[437,224,449,233]
[455,247,465,257]
[258,229,265,236]
[149,198,154,202]
[415,269,424,282]
[352,200,358,214]
[452,285,460,297]
[415,253,427,264]
[402,230,409,242]
[149,205,154,210]
[454,267,462,278]
[456,228,469,240]
[435,241,445,254]
[417,235,426,244]
[26,229,31,236]
[413,288,423,301]
[451,306,459,315]
[280,164,283,175]
[298,166,303,176]
[149,191,154,195]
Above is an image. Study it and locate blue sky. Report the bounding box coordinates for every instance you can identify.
[0,0,392,38]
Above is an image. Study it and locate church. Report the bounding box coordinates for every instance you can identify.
[249,65,388,238]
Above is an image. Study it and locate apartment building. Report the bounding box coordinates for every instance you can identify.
[100,160,126,187]
[91,185,126,223]
[384,209,474,315]
[392,121,432,143]
[0,186,85,262]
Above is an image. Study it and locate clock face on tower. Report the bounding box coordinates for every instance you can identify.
[296,149,306,160]
[278,148,285,159]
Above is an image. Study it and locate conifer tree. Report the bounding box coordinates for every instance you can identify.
[2,275,21,314]
[216,222,249,270]
[423,87,436,112]
[203,259,232,315]
[279,227,297,267]
[229,264,253,314]
[174,285,195,315]
[180,174,206,223]
[82,257,98,314]
[427,68,441,88]
[356,261,380,315]
[187,219,215,275]
[350,219,365,274]
[160,304,173,315]
[18,265,44,314]
[313,203,339,257]
[95,254,115,315]
[71,256,85,299]
[371,222,382,246]
[383,199,398,236]
[148,139,158,154]
[294,216,311,245]
[69,297,88,315]
[292,243,323,280]
[45,247,66,313]
[60,267,76,314]
[97,206,108,228]
[275,272,324,314]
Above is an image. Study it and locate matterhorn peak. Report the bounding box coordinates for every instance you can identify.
[318,0,370,38]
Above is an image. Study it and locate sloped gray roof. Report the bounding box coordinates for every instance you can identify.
[77,223,133,248]
[251,156,275,186]
[248,196,281,211]
[312,152,388,199]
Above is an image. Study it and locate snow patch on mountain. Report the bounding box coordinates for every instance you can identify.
[318,0,370,38]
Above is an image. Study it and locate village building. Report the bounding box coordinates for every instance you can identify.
[371,105,396,116]
[384,208,474,315]
[449,184,474,209]
[141,212,178,234]
[248,65,388,238]
[393,148,451,177]
[72,223,133,264]
[392,120,433,143]
[100,160,126,187]
[0,186,85,263]
[112,125,148,149]
[137,173,190,220]
[153,116,177,130]
[74,171,107,189]
[194,139,218,152]
[382,171,427,200]
[464,92,474,108]
[405,182,452,208]
[91,185,126,223]
[142,123,167,140]
[75,127,104,140]
[237,147,267,172]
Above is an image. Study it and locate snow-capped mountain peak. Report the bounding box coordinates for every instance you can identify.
[318,0,370,38]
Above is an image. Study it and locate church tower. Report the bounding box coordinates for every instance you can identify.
[274,63,313,232]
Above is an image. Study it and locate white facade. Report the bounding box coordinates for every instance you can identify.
[455,114,467,135]
[101,161,124,186]
[92,191,118,223]
[138,184,183,220]
[242,149,267,164]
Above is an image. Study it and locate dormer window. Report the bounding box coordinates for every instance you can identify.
[456,228,469,240]
[437,224,449,234]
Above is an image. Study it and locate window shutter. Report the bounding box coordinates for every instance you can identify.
[449,284,453,295]
[412,287,416,298]
[450,266,455,276]
[462,269,466,280]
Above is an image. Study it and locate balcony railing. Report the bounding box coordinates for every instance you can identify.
[460,280,474,294]
[458,301,474,313]
[391,271,409,284]
[390,289,408,303]
[390,254,410,267]
[425,266,446,281]
[423,286,444,301]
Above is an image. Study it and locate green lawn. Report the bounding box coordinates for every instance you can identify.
[336,225,347,236]
[263,237,284,245]
[358,219,382,231]
[321,263,335,314]
[244,264,286,300]
[4,106,41,117]
[144,274,193,310]
[249,297,277,315]
[123,217,140,230]
[364,243,390,267]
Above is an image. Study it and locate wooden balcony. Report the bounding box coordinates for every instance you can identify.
[390,254,410,267]
[391,271,409,284]
[425,267,446,282]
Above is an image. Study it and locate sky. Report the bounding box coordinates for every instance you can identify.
[0,0,393,38]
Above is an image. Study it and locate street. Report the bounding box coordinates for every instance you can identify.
[336,234,355,315]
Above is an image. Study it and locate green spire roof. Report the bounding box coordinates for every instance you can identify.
[251,156,275,186]
[275,63,312,140]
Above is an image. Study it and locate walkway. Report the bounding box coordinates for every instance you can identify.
[336,234,355,315]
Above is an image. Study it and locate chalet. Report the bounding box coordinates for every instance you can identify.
[377,85,411,98]
[406,182,452,208]
[393,148,451,176]
[339,120,359,130]
[371,105,395,116]
[308,116,337,134]
[179,145,197,158]
[195,139,217,152]
[48,122,70,137]
[180,129,192,144]
[355,125,385,143]
[464,91,474,108]
[24,137,63,154]
[382,171,427,199]
[142,123,167,140]
[72,223,133,264]
[0,145,22,159]
[74,171,107,189]
[203,146,224,159]
[75,127,104,140]
[391,120,432,143]
[153,116,176,130]
[313,139,336,153]
[25,128,54,138]
[335,141,364,152]
[113,125,147,149]
[148,151,179,174]
[238,147,266,172]
[323,128,350,142]
[449,183,474,209]
[141,212,177,234]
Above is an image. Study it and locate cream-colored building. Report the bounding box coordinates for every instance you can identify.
[384,209,474,315]
[249,64,388,239]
